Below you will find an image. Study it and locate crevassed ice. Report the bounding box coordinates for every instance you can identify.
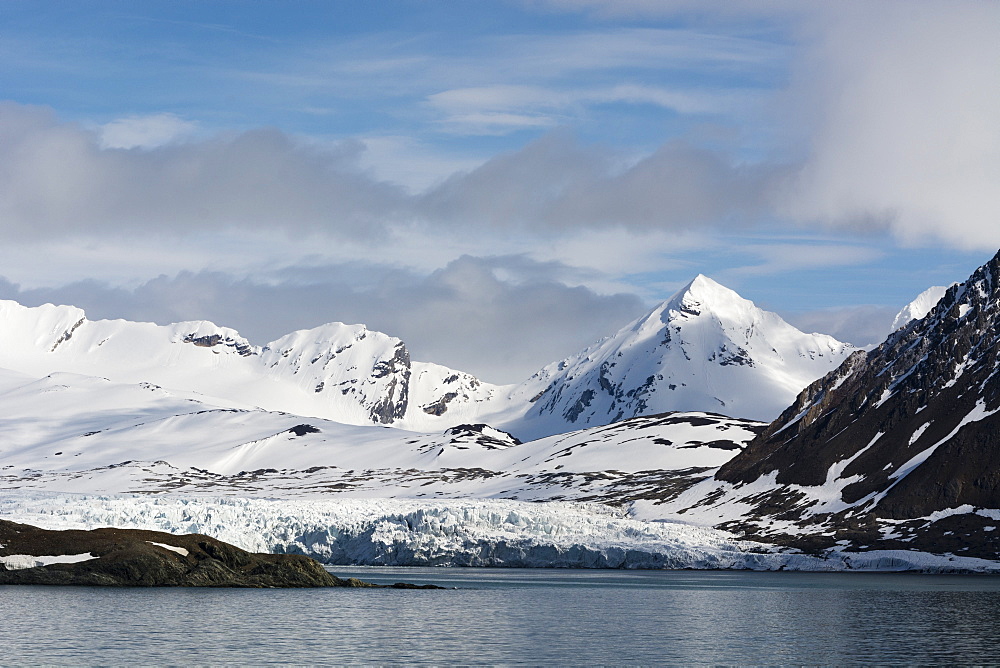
[2,494,999,573]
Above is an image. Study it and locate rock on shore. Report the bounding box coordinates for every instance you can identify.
[0,519,437,588]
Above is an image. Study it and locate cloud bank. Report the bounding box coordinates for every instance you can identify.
[0,256,646,384]
[0,103,775,242]
[4,0,999,253]
[0,103,406,240]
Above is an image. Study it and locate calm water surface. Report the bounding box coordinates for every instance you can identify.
[3,568,1000,665]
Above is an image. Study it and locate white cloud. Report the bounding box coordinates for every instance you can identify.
[777,1,1000,250]
[526,2,1000,252]
[506,27,782,72]
[351,135,485,192]
[588,84,738,114]
[98,113,199,150]
[426,83,744,135]
[531,227,708,284]
[417,132,779,230]
[437,111,558,135]
[0,103,407,240]
[5,104,760,242]
[526,0,806,22]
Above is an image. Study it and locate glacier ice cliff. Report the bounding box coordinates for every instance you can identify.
[3,493,998,573]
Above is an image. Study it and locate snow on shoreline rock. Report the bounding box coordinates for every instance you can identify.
[0,552,97,570]
[2,493,998,573]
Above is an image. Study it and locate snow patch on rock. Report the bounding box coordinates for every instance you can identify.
[0,552,96,570]
[147,541,189,556]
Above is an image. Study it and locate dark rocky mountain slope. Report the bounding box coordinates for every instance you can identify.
[671,249,1000,559]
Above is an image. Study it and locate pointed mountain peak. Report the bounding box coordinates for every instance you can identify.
[687,273,722,290]
[614,276,768,344]
[668,274,747,307]
[676,273,726,295]
[648,274,757,328]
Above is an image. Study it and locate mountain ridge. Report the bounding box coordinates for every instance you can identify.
[0,298,500,430]
[0,275,853,441]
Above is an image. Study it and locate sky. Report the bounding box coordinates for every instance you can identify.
[0,0,998,383]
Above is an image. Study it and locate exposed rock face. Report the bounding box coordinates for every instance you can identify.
[367,342,411,423]
[0,520,439,588]
[182,332,255,356]
[689,249,1000,558]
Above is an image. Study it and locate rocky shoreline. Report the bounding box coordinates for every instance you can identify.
[0,519,440,588]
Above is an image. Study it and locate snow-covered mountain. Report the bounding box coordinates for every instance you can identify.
[490,275,854,440]
[0,277,853,441]
[0,299,501,430]
[658,249,1000,561]
[6,267,1000,571]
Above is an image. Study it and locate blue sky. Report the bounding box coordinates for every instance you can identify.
[0,1,997,381]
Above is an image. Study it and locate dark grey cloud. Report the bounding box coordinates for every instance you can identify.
[0,256,646,384]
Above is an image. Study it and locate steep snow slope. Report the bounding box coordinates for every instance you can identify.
[487,275,853,440]
[889,284,952,331]
[0,300,500,429]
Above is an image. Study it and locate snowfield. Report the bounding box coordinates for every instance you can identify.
[0,368,761,504]
[3,493,999,573]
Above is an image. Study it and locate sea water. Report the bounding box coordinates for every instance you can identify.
[2,568,1000,665]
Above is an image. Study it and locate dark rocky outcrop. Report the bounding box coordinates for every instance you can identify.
[182,333,256,357]
[368,342,411,424]
[442,424,522,450]
[0,520,441,588]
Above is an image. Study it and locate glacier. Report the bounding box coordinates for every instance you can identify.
[3,493,998,573]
